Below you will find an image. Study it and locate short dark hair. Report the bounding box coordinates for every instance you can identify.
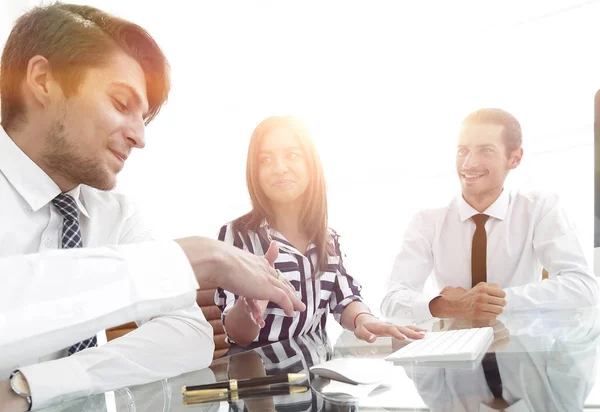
[462,108,522,152]
[0,2,170,130]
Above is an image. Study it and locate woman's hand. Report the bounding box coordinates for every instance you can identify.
[240,241,298,328]
[177,237,305,316]
[354,314,427,343]
[241,297,270,328]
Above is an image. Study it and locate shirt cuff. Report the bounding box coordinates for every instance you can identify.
[413,292,440,321]
[121,240,199,300]
[20,357,91,410]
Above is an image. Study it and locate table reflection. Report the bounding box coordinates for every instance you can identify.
[402,308,600,411]
[36,308,600,411]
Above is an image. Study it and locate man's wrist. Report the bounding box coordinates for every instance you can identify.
[10,394,30,412]
[175,237,225,283]
[3,374,31,412]
[429,295,451,318]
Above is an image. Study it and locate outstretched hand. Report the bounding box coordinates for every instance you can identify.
[243,241,298,327]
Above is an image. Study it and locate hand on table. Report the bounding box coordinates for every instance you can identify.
[354,314,427,343]
[430,282,506,320]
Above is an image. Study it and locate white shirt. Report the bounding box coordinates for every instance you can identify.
[0,128,214,410]
[381,189,599,321]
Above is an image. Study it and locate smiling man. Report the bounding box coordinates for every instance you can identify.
[0,3,306,412]
[381,108,599,322]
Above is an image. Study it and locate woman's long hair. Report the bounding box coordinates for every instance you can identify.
[232,115,332,275]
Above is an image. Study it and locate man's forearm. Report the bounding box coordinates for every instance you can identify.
[0,241,198,370]
[175,237,225,284]
[504,274,599,311]
[429,295,453,318]
[19,304,214,410]
[381,288,438,321]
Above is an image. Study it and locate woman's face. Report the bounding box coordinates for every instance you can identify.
[257,127,310,207]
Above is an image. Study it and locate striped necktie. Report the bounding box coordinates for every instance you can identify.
[52,193,98,356]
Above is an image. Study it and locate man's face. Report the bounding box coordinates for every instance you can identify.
[43,50,149,190]
[456,123,519,198]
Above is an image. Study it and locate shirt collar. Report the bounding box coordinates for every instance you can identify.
[458,189,509,222]
[66,185,91,219]
[259,218,321,256]
[0,127,90,218]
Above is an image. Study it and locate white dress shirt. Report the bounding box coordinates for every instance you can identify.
[0,127,214,410]
[381,189,599,321]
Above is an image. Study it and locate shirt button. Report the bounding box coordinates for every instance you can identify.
[45,239,52,247]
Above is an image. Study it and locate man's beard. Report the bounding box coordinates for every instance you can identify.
[43,116,116,191]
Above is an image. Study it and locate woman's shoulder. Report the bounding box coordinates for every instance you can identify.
[219,214,258,236]
[219,217,271,253]
[326,227,344,254]
[217,221,234,241]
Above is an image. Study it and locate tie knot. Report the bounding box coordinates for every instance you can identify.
[472,213,489,228]
[52,193,79,221]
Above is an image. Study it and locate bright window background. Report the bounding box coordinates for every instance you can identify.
[1,0,598,308]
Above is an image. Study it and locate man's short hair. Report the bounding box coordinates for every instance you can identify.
[462,108,522,152]
[0,2,170,130]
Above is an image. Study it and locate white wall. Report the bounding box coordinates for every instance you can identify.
[1,0,599,308]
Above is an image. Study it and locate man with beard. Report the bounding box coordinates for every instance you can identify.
[0,4,304,411]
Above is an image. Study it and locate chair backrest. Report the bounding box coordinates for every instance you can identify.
[105,322,137,341]
[106,282,230,359]
[197,281,230,359]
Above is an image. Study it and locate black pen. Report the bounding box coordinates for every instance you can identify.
[181,372,305,395]
[183,385,309,405]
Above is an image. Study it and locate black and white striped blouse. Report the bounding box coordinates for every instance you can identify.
[215,220,363,344]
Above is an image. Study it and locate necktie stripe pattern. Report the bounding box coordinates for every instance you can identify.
[52,194,98,356]
[470,213,504,400]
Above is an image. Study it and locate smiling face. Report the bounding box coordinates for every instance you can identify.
[257,126,310,207]
[42,50,149,191]
[456,123,521,200]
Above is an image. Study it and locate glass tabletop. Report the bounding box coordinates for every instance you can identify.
[40,306,600,411]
